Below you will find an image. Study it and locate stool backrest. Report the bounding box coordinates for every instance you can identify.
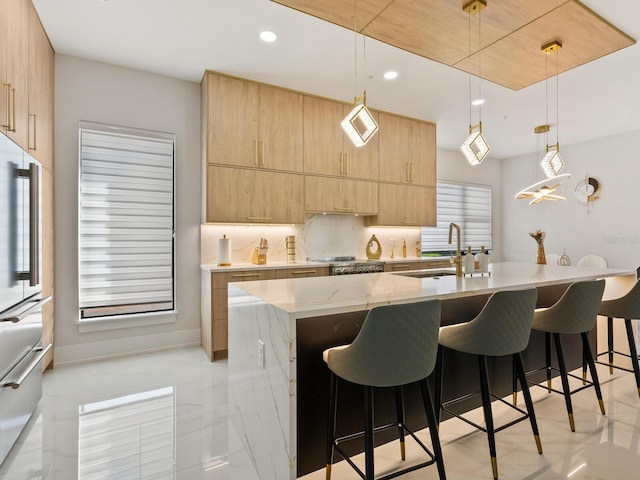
[600,278,640,320]
[325,300,441,387]
[577,255,608,269]
[537,280,605,334]
[459,288,538,356]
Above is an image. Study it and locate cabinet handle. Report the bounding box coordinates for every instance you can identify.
[2,84,9,128]
[409,162,413,182]
[333,206,354,212]
[339,153,344,175]
[246,216,273,221]
[402,221,418,225]
[405,162,409,182]
[28,113,37,151]
[232,273,261,278]
[260,140,265,167]
[254,139,259,166]
[10,86,16,132]
[391,265,410,270]
[344,154,349,176]
[291,270,318,275]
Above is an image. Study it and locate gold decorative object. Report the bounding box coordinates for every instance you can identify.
[529,229,546,265]
[366,234,382,259]
[415,241,421,258]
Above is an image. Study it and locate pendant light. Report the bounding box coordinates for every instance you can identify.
[460,0,490,166]
[514,41,571,205]
[540,41,565,177]
[341,0,378,147]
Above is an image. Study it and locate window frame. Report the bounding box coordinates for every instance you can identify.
[421,181,492,256]
[77,121,176,331]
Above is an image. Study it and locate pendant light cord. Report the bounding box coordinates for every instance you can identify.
[478,6,482,122]
[545,52,549,146]
[353,0,357,98]
[556,49,560,150]
[468,10,472,124]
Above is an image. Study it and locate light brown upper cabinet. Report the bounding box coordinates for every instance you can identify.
[305,176,378,216]
[207,166,304,224]
[366,182,435,227]
[303,95,379,181]
[3,0,30,151]
[203,72,303,172]
[28,2,54,171]
[379,112,436,187]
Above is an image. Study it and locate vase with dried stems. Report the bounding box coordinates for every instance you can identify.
[530,229,546,265]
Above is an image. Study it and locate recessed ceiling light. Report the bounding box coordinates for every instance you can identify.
[383,71,398,80]
[259,31,278,43]
[472,98,485,106]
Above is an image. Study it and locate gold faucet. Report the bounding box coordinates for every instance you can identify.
[448,223,462,277]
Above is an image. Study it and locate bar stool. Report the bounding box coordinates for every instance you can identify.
[597,278,640,398]
[435,288,540,480]
[324,300,446,480]
[525,279,606,432]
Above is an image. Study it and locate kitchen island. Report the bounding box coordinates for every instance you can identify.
[227,262,634,480]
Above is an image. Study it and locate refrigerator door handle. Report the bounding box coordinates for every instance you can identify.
[0,296,51,323]
[1,343,52,389]
[15,163,40,286]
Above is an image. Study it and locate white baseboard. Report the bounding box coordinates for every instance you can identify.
[54,328,201,365]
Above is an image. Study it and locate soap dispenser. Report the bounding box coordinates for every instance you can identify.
[463,246,475,274]
[475,246,489,273]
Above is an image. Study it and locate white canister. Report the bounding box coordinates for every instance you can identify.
[217,235,231,266]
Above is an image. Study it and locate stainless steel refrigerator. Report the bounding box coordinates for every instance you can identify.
[0,133,51,465]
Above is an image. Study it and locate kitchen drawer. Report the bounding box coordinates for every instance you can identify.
[212,270,277,289]
[276,267,330,279]
[385,262,417,272]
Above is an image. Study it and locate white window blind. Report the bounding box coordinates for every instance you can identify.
[78,123,175,320]
[421,182,492,254]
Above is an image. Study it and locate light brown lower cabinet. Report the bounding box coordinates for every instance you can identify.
[206,166,304,224]
[305,176,378,215]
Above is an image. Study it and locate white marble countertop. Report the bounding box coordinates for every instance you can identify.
[230,262,635,319]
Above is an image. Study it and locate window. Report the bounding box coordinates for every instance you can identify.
[78,122,175,321]
[421,182,492,255]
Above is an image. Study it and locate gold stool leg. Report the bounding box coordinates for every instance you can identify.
[535,435,543,454]
[325,464,331,480]
[491,456,499,480]
[568,413,576,432]
[400,440,406,461]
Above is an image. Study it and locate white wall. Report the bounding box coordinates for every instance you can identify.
[54,55,201,363]
[501,129,640,268]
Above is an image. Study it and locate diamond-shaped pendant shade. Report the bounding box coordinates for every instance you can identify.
[460,124,490,165]
[540,144,564,177]
[341,94,379,147]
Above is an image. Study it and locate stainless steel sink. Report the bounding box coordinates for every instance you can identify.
[394,269,456,279]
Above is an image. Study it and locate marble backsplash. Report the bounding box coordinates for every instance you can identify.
[201,215,426,265]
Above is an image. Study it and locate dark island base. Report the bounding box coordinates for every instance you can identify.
[296,283,592,477]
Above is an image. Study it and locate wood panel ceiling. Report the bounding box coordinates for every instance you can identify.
[272,0,635,90]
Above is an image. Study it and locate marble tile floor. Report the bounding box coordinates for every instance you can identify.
[2,346,640,480]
